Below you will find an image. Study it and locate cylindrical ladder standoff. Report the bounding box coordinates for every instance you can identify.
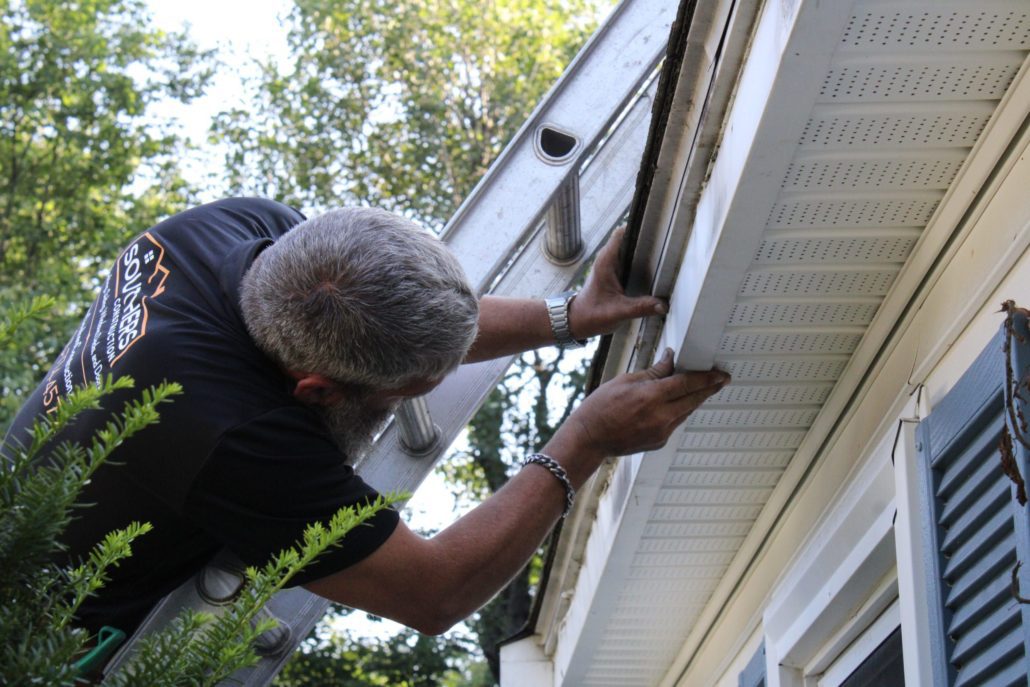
[395,396,441,456]
[544,175,583,264]
[534,124,584,265]
[251,606,292,657]
[196,564,245,605]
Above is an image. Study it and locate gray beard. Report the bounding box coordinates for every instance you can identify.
[318,395,397,463]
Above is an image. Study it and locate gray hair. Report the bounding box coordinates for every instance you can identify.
[240,207,479,389]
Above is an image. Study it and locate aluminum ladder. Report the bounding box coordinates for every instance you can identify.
[104,0,677,682]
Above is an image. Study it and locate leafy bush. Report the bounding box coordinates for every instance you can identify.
[0,297,395,685]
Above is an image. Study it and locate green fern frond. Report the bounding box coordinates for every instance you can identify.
[0,295,55,347]
[57,522,154,630]
[0,383,180,585]
[106,494,403,686]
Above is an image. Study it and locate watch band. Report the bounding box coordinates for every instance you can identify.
[545,291,587,349]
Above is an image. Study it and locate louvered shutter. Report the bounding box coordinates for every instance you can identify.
[738,643,765,687]
[917,320,1030,687]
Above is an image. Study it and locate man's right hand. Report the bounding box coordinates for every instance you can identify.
[544,348,729,486]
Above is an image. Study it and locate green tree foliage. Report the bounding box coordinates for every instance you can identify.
[214,0,604,228]
[275,626,475,687]
[0,0,212,425]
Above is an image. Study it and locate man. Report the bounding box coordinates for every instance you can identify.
[5,197,728,638]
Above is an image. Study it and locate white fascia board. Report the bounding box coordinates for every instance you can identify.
[628,0,761,303]
[550,0,863,681]
[661,0,863,370]
[552,449,673,685]
[500,637,554,687]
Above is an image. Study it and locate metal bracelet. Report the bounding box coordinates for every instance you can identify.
[545,291,587,349]
[523,453,575,518]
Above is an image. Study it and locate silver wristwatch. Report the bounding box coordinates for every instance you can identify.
[545,291,587,349]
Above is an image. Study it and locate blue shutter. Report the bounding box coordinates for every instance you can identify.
[738,643,765,687]
[917,320,1030,687]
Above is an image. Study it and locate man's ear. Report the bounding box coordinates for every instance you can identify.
[291,373,346,406]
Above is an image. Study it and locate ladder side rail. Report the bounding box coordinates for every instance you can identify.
[437,0,675,289]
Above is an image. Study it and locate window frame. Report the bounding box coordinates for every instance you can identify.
[761,424,901,686]
[817,600,901,687]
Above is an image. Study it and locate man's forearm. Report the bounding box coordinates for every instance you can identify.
[464,295,558,363]
[423,431,598,627]
[426,461,570,625]
[303,430,597,635]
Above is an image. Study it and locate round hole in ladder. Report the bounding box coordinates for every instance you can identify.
[536,125,579,164]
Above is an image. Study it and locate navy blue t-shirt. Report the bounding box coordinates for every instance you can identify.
[3,198,399,634]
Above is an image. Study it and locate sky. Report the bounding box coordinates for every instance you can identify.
[144,0,291,198]
[144,0,478,639]
[145,0,292,140]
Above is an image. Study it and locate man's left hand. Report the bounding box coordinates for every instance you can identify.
[569,226,668,338]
